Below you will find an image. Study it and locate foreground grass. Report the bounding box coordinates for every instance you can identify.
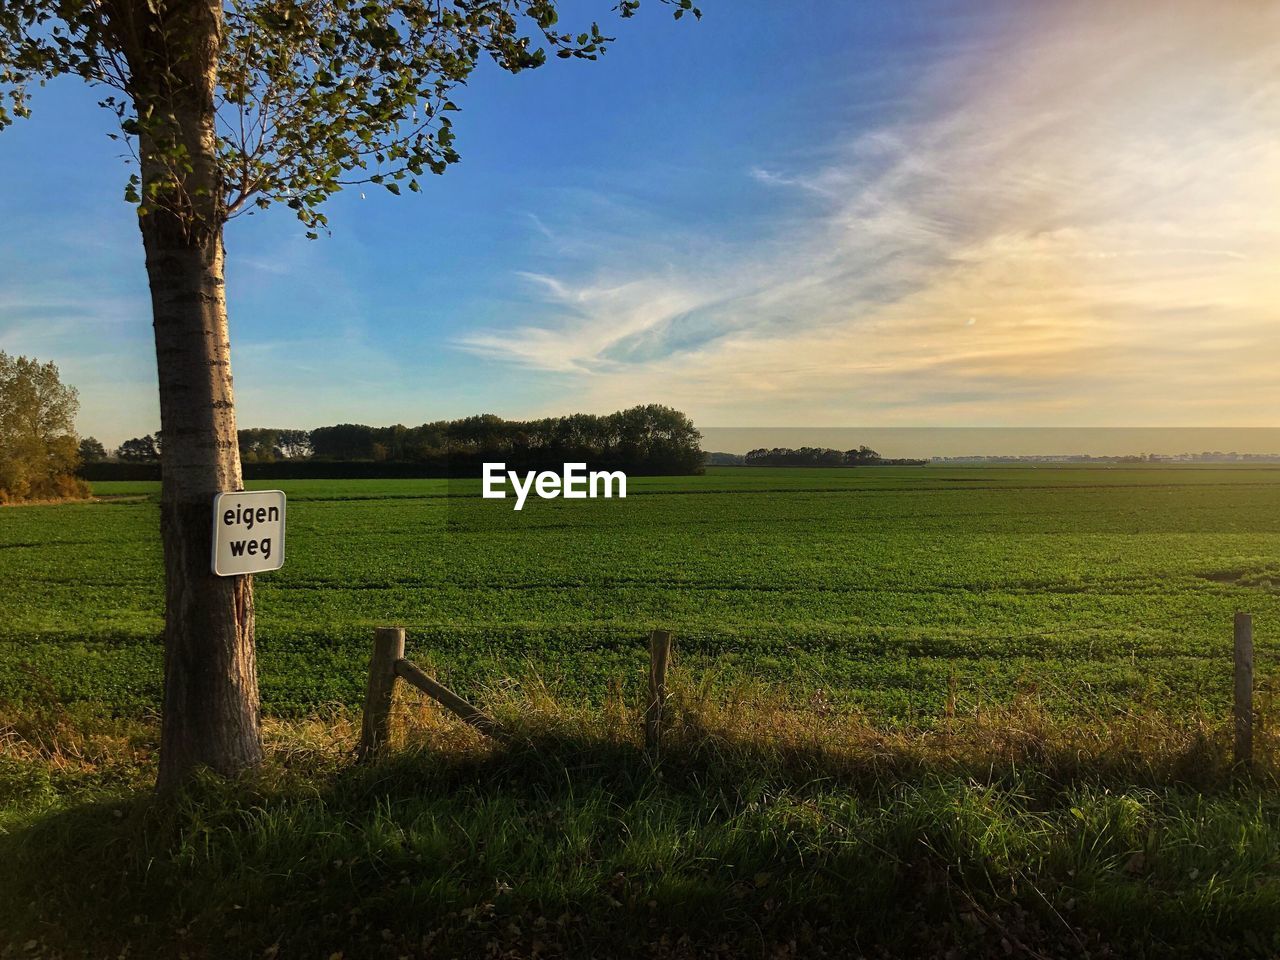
[3,680,1279,959]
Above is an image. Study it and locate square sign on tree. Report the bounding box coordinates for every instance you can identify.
[212,490,286,576]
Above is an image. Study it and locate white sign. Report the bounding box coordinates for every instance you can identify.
[211,490,286,576]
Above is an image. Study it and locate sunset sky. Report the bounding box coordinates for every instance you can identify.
[0,0,1276,445]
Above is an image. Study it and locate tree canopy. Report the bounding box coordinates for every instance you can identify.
[78,436,108,463]
[117,433,161,462]
[1,0,699,237]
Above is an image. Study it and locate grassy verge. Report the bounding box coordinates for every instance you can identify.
[2,679,1279,959]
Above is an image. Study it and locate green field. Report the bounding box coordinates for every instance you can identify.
[2,465,1277,719]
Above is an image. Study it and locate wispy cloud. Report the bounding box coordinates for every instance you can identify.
[457,0,1280,426]
[523,213,556,242]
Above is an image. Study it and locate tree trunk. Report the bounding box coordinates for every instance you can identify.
[144,227,262,790]
[121,0,263,789]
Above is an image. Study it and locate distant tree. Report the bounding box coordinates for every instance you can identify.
[78,436,108,463]
[118,434,161,463]
[747,446,852,466]
[374,424,411,460]
[844,445,881,464]
[237,426,314,460]
[607,404,702,473]
[704,451,745,466]
[237,428,280,463]
[743,445,917,467]
[0,351,87,501]
[275,429,313,460]
[746,447,798,466]
[403,421,448,461]
[449,414,509,451]
[311,424,377,460]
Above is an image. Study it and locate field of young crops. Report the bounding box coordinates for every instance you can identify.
[2,466,1277,719]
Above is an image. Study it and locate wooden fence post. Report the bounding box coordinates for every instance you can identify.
[646,629,673,752]
[394,658,496,736]
[1234,612,1253,771]
[358,626,405,760]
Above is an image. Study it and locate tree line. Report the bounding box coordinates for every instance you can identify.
[743,446,926,467]
[98,404,705,476]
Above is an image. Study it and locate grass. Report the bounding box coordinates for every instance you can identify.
[2,676,1279,959]
[3,465,1279,956]
[0,466,1277,718]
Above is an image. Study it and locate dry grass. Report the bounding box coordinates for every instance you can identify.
[3,676,1279,959]
[3,666,1275,791]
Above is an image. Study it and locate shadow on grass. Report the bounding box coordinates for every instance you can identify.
[2,690,1280,959]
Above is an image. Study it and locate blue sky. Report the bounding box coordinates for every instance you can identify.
[1,0,1276,446]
